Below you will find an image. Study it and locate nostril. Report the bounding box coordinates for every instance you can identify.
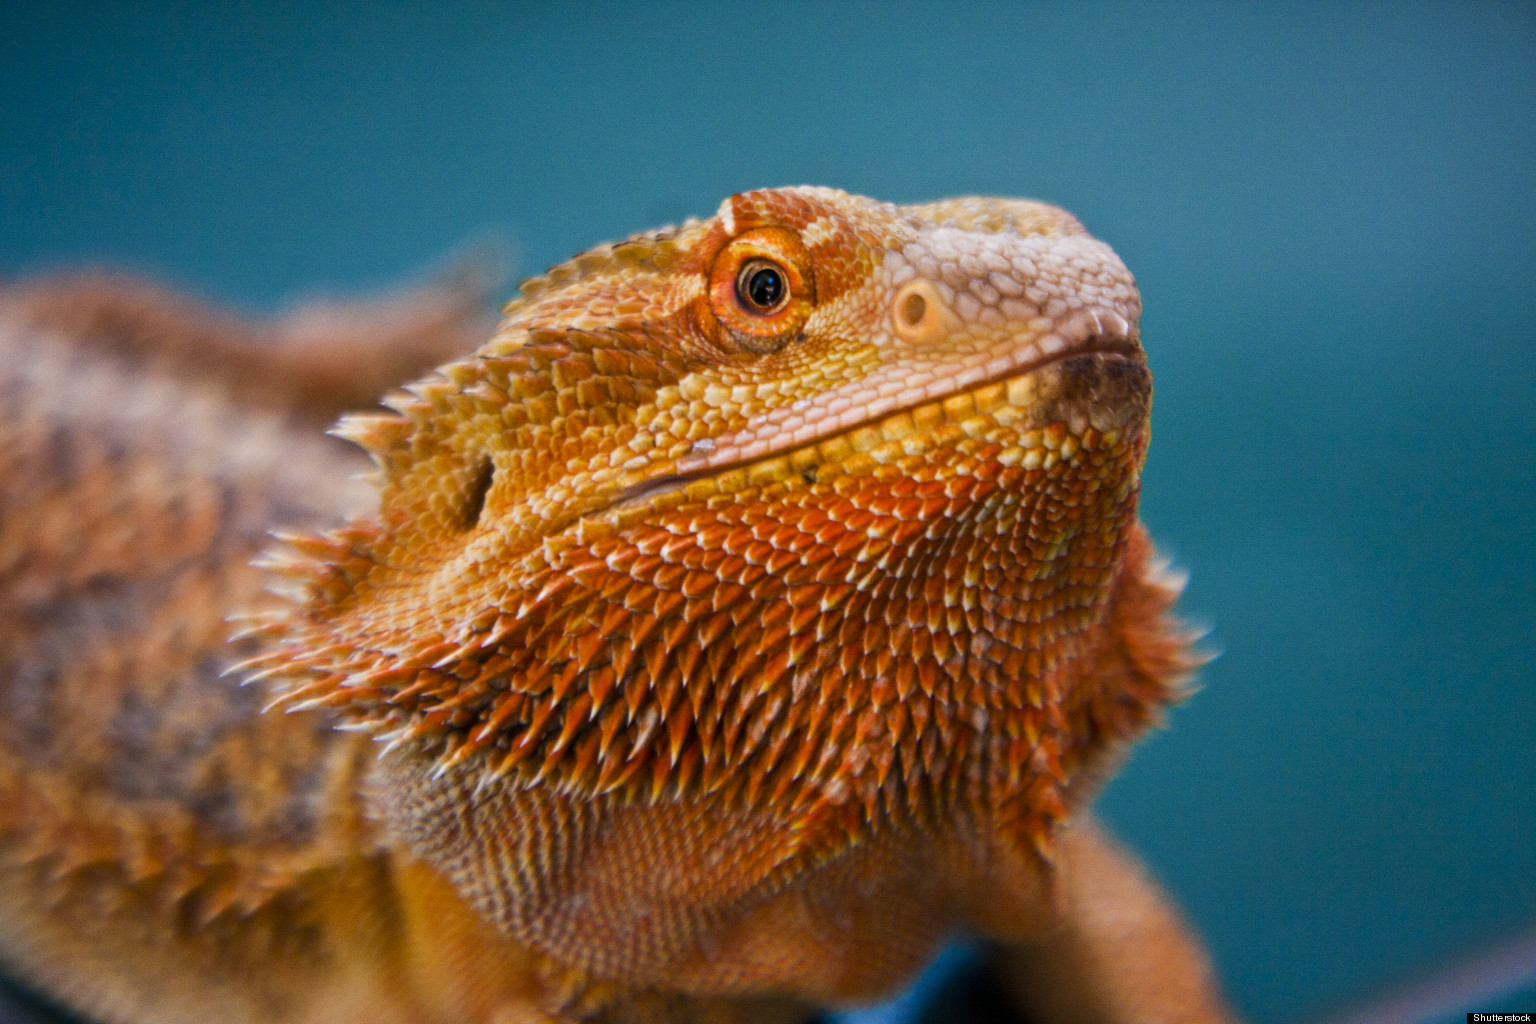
[891,279,947,345]
[900,290,927,328]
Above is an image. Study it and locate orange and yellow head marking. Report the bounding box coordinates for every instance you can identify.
[249,186,1181,857]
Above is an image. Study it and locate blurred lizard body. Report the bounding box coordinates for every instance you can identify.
[0,189,1231,1023]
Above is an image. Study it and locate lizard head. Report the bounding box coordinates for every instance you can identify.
[250,187,1195,856]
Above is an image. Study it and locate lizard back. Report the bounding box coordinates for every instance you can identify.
[0,287,446,1024]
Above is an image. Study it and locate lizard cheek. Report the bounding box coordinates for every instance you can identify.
[890,279,952,346]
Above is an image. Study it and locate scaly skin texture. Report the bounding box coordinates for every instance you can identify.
[0,188,1232,1024]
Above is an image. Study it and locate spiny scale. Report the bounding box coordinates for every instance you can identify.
[251,186,1197,875]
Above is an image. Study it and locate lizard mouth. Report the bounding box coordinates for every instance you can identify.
[603,316,1145,515]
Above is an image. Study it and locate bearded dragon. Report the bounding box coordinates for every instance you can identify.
[0,188,1232,1024]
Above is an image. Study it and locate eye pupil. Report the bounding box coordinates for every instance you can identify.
[739,262,787,312]
[747,268,782,307]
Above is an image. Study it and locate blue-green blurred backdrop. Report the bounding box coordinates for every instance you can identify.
[2,3,1533,1022]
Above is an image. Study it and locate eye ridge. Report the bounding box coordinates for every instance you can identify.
[735,259,790,315]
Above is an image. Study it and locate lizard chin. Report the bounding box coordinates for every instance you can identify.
[603,334,1148,517]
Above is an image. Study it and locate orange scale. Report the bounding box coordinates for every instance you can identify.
[807,558,846,587]
[650,563,686,592]
[757,602,793,633]
[743,540,774,566]
[679,569,716,599]
[627,552,664,581]
[630,526,671,557]
[778,524,816,551]
[693,611,733,649]
[891,496,926,521]
[793,506,830,533]
[810,520,847,548]
[829,528,866,561]
[777,561,819,587]
[691,522,731,551]
[596,572,632,603]
[650,589,686,620]
[746,518,779,544]
[711,556,748,587]
[701,580,744,615]
[658,532,697,562]
[720,526,756,558]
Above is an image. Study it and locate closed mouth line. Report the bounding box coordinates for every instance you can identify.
[600,334,1142,514]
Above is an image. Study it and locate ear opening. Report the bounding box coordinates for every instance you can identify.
[461,456,495,529]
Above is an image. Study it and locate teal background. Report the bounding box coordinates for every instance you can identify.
[2,3,1533,1022]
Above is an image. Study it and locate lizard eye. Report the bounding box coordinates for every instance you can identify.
[736,259,788,314]
[708,227,814,353]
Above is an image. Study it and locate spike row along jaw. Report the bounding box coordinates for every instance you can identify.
[239,188,1192,977]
